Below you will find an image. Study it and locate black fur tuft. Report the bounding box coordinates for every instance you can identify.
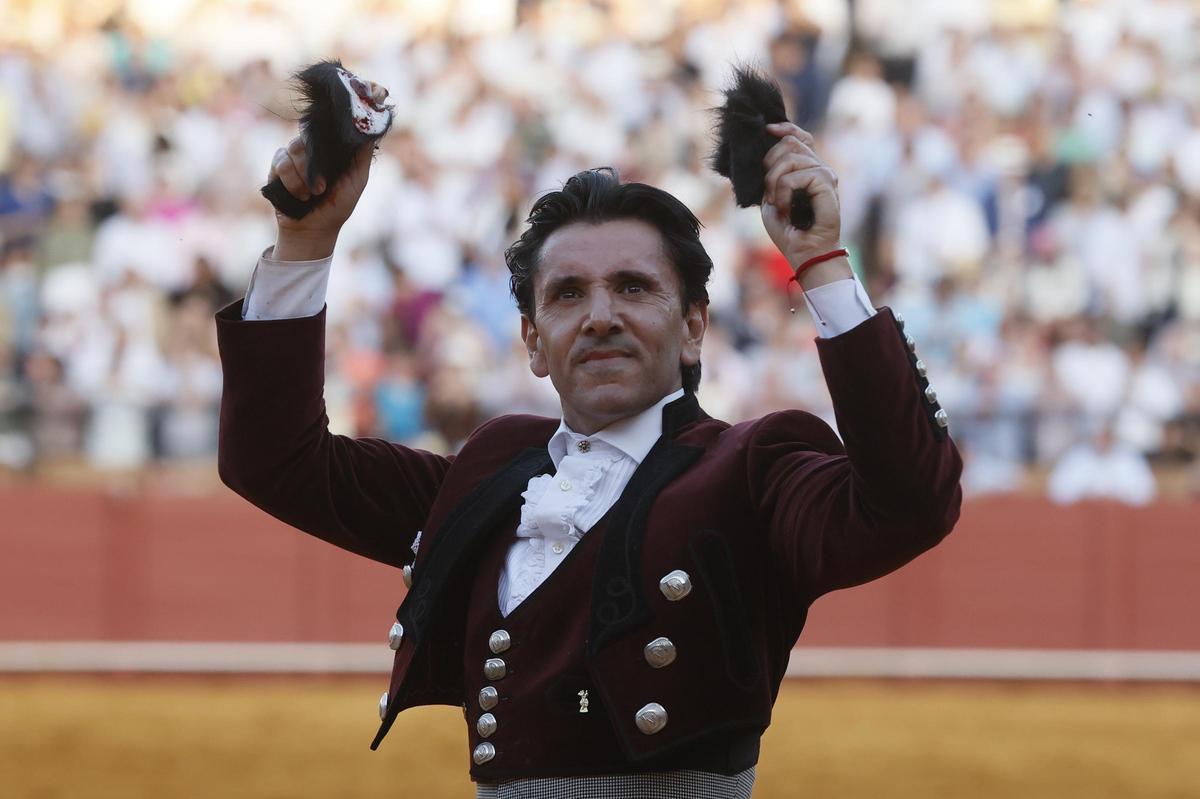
[709,65,814,230]
[261,60,393,220]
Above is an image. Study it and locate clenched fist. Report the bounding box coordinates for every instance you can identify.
[266,135,375,261]
[759,122,851,289]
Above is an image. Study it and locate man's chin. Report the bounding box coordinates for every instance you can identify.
[575,381,636,405]
[565,381,665,425]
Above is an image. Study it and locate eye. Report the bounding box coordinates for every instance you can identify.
[622,282,646,294]
[557,288,581,300]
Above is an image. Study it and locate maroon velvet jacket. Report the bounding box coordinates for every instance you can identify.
[215,298,963,776]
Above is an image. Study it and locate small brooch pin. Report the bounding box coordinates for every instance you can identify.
[578,689,589,713]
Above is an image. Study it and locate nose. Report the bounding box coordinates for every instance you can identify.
[581,289,622,337]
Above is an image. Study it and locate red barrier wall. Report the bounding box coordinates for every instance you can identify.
[2,487,1197,649]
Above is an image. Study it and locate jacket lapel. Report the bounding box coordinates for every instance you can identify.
[399,446,553,645]
[587,391,706,654]
[398,391,708,653]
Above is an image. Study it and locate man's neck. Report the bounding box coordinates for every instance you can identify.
[561,388,685,436]
[549,387,687,469]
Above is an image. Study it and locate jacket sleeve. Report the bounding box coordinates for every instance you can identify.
[214,298,452,568]
[747,306,963,603]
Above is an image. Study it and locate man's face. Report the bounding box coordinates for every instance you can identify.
[521,219,708,435]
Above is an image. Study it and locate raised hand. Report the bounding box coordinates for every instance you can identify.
[759,122,850,289]
[266,135,375,261]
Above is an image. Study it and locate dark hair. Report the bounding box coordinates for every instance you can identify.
[505,168,712,393]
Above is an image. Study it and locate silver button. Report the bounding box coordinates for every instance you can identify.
[473,742,496,765]
[658,570,692,601]
[894,311,905,327]
[635,702,668,735]
[905,334,916,352]
[378,691,388,720]
[387,622,404,650]
[644,637,677,669]
[552,542,565,554]
[915,359,927,378]
[935,409,950,428]
[402,564,413,589]
[479,685,498,711]
[577,440,591,453]
[559,480,572,491]
[484,658,506,681]
[488,630,511,654]
[924,385,938,404]
[477,712,497,738]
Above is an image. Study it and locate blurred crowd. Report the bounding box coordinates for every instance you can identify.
[1,0,1199,503]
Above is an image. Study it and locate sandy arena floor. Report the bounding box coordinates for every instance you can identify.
[2,676,1197,798]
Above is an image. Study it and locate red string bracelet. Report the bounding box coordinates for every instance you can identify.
[786,247,849,314]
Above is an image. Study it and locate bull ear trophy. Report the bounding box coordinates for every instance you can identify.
[261,60,395,219]
[708,65,815,231]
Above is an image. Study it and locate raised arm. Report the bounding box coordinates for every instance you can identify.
[215,136,450,568]
[749,122,963,602]
[748,311,963,602]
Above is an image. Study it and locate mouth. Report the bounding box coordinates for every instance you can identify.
[578,350,630,364]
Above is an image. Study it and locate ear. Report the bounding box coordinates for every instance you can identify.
[680,300,708,368]
[521,315,550,378]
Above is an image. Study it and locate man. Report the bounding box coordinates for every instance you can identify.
[215,121,962,797]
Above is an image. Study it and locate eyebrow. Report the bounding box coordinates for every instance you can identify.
[541,269,663,300]
[539,274,579,302]
[610,269,662,287]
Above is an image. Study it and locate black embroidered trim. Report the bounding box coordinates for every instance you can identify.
[587,392,706,655]
[397,447,552,646]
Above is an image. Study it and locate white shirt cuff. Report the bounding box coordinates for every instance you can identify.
[802,275,877,338]
[241,246,333,321]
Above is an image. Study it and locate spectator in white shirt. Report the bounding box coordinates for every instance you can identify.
[1047,420,1157,506]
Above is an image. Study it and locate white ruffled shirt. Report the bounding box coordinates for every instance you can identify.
[497,388,686,615]
[238,247,877,616]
